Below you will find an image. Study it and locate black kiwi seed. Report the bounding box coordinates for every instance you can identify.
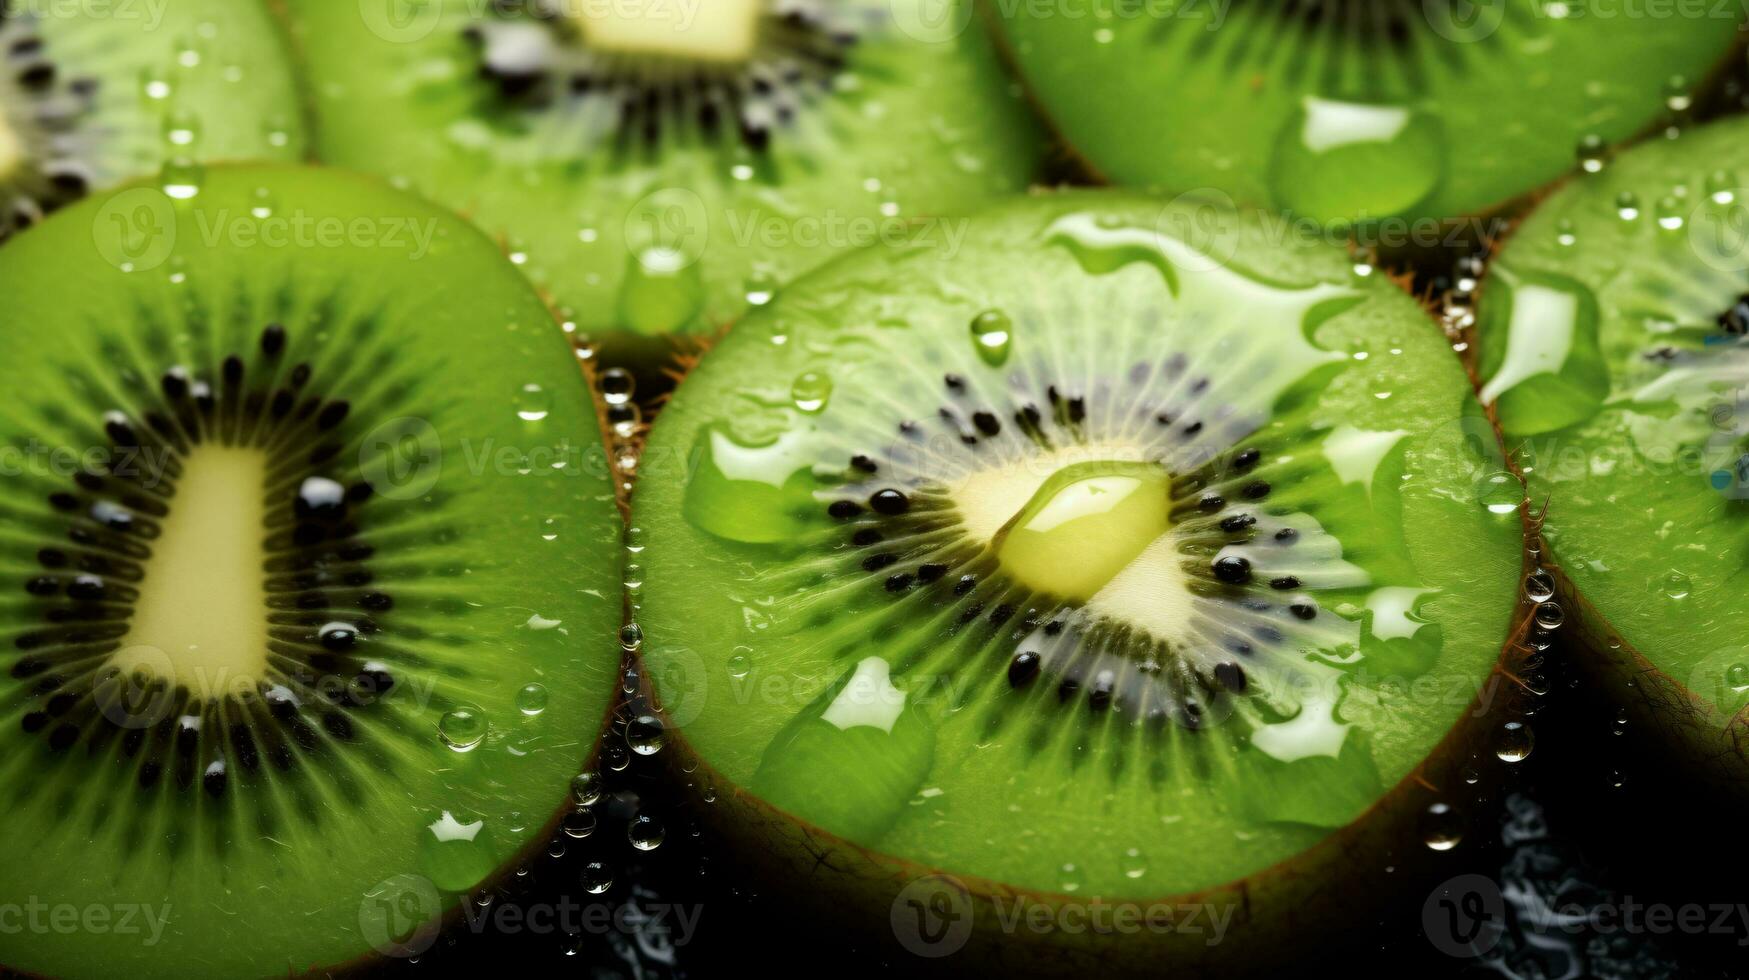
[1214,662,1247,694]
[1220,514,1255,533]
[869,489,909,515]
[1717,295,1749,334]
[1290,603,1318,621]
[1008,652,1041,688]
[1212,556,1252,584]
[1241,481,1272,500]
[1270,576,1302,591]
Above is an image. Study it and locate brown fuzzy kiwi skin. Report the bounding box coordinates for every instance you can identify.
[642,603,1535,976]
[1463,165,1749,802]
[977,1,1747,260]
[1542,567,1749,798]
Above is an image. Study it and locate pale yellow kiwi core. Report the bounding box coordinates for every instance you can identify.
[107,448,270,695]
[572,0,761,63]
[0,113,23,182]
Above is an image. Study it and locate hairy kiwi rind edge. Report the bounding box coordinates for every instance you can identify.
[0,164,625,980]
[640,606,1535,975]
[1543,568,1749,797]
[296,700,621,979]
[979,3,1748,258]
[1464,168,1749,800]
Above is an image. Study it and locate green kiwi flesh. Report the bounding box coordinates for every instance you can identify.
[634,192,1524,957]
[991,0,1739,225]
[0,0,305,241]
[1476,115,1749,783]
[0,167,622,978]
[282,0,1043,366]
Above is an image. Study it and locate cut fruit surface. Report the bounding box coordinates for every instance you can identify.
[634,193,1524,904]
[575,0,762,62]
[0,168,622,978]
[990,1,1738,224]
[0,1,305,242]
[1476,116,1749,769]
[281,0,1043,363]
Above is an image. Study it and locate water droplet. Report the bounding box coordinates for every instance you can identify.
[1727,663,1749,692]
[415,809,494,892]
[681,423,817,544]
[1058,862,1084,893]
[1122,847,1147,880]
[745,271,778,306]
[1706,169,1738,204]
[581,861,613,894]
[619,623,643,650]
[789,371,832,414]
[516,683,549,716]
[626,714,667,756]
[1533,601,1565,630]
[438,706,488,751]
[159,158,204,200]
[599,367,635,407]
[621,247,704,334]
[727,648,753,678]
[1660,570,1692,600]
[627,814,666,851]
[562,809,597,839]
[1664,74,1693,114]
[1576,133,1607,174]
[515,382,551,422]
[1269,97,1446,221]
[163,110,201,149]
[1475,472,1522,514]
[1655,195,1685,232]
[1524,571,1556,603]
[1495,720,1534,763]
[1555,219,1577,248]
[970,310,1013,366]
[1421,801,1464,851]
[571,770,604,806]
[1615,191,1641,221]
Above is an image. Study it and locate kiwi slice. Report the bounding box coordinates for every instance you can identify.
[989,1,1739,225]
[633,192,1526,966]
[280,0,1043,367]
[0,167,621,977]
[0,0,305,242]
[1475,116,1749,786]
